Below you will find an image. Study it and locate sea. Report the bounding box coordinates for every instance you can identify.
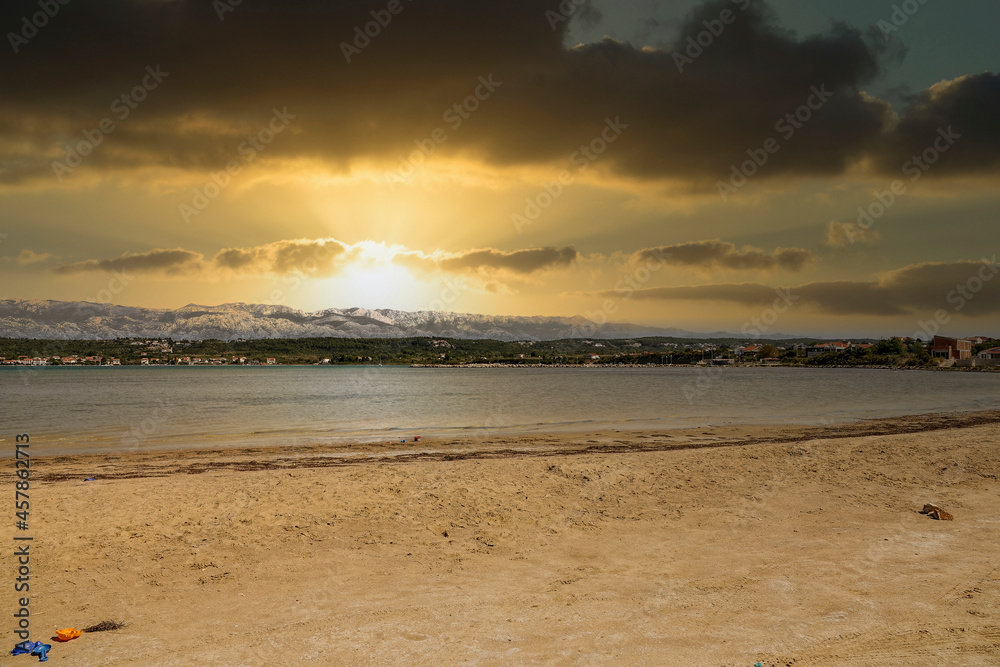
[2,365,999,455]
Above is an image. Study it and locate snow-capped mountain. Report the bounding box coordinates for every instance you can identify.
[0,299,770,341]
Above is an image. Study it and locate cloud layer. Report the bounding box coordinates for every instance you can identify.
[595,260,1000,316]
[52,249,202,276]
[214,239,349,277]
[436,246,579,274]
[637,240,814,272]
[49,239,581,278]
[1,0,997,187]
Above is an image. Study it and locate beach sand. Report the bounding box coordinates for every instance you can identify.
[3,412,1000,665]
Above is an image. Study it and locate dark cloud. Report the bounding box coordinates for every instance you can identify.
[397,246,579,275]
[637,240,814,272]
[214,239,348,276]
[50,240,350,277]
[874,73,1000,176]
[0,0,995,187]
[52,248,203,275]
[594,260,1000,316]
[438,246,578,274]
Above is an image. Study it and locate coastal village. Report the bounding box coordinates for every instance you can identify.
[1,335,998,368]
[0,339,278,367]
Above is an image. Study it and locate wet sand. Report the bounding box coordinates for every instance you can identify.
[3,411,1000,665]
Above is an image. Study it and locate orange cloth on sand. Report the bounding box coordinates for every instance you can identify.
[56,628,82,641]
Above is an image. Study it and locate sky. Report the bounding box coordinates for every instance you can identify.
[0,0,998,338]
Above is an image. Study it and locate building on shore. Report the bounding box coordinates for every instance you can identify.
[929,336,972,360]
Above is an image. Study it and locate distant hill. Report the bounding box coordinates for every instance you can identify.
[0,299,799,341]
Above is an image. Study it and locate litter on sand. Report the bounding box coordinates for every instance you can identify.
[82,620,128,633]
[56,628,81,641]
[10,641,51,661]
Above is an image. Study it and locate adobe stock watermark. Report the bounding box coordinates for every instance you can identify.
[66,270,135,325]
[268,243,342,305]
[386,75,502,190]
[544,0,591,31]
[214,0,243,21]
[90,270,132,306]
[427,277,469,312]
[878,0,932,41]
[682,288,797,404]
[179,107,295,223]
[911,256,999,341]
[120,397,177,450]
[340,0,413,63]
[513,116,628,233]
[7,0,71,54]
[565,249,670,337]
[51,65,169,182]
[717,84,833,202]
[837,126,960,245]
[672,0,752,73]
[66,269,134,332]
[741,288,798,337]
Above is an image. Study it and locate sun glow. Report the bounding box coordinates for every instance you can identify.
[315,261,427,311]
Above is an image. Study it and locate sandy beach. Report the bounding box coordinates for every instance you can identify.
[4,411,1000,665]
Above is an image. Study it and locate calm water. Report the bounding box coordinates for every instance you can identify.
[1,366,999,455]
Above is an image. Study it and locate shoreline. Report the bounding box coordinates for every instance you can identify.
[19,408,1000,482]
[411,362,997,371]
[5,362,997,371]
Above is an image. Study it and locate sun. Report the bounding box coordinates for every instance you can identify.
[313,262,427,311]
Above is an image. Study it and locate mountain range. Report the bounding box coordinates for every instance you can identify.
[0,300,796,341]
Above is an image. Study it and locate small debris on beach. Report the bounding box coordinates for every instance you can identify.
[83,620,128,633]
[921,503,954,521]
